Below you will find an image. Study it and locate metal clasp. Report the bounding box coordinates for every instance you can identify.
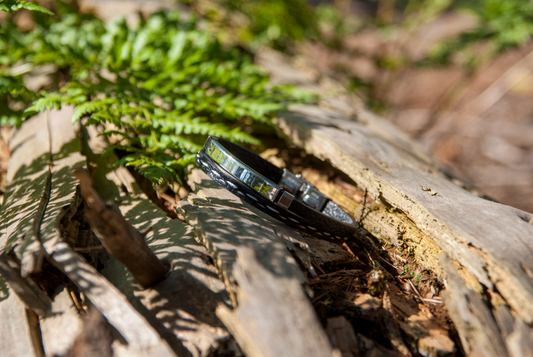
[277,169,328,211]
[279,169,305,195]
[299,182,328,211]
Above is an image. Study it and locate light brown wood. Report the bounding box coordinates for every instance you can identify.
[47,239,178,357]
[84,126,232,357]
[276,104,533,324]
[0,110,52,276]
[0,107,86,278]
[177,169,335,357]
[0,289,45,357]
[74,168,169,289]
[40,286,83,357]
[256,46,533,356]
[0,108,179,356]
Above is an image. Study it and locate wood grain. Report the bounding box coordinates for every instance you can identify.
[84,126,231,357]
[276,104,533,325]
[0,288,45,357]
[177,169,335,357]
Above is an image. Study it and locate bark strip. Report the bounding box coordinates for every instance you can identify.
[73,168,168,289]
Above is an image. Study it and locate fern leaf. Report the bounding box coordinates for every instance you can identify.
[72,99,112,123]
[0,0,53,14]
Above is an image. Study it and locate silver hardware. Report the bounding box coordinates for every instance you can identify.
[276,191,294,210]
[322,201,354,224]
[300,183,328,211]
[279,169,305,195]
[202,137,353,224]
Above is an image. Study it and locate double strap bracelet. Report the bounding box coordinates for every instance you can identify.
[196,136,358,240]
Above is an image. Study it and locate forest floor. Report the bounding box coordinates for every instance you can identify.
[2,1,531,356]
[293,2,533,213]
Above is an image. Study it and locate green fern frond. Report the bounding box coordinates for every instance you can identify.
[0,0,53,15]
[24,93,64,114]
[0,6,314,184]
[72,98,114,123]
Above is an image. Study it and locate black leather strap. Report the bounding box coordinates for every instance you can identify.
[196,146,358,240]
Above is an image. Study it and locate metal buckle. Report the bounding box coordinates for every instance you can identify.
[299,183,328,211]
[279,170,305,195]
[278,169,328,211]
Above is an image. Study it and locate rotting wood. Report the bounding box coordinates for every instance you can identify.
[440,254,510,357]
[177,169,335,357]
[46,239,178,357]
[256,48,533,355]
[0,287,45,357]
[66,306,114,357]
[275,105,533,324]
[39,286,83,357]
[300,169,445,277]
[73,168,168,289]
[83,125,232,357]
[0,254,51,316]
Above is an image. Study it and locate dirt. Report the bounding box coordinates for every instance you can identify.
[247,137,461,356]
[295,7,533,214]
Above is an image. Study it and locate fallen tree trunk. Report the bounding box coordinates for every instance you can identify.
[0,43,532,357]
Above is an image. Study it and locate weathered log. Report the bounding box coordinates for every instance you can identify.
[276,104,533,312]
[0,254,51,316]
[83,124,232,356]
[0,285,45,357]
[46,240,178,357]
[0,107,85,308]
[73,168,168,289]
[0,109,178,357]
[257,48,533,355]
[40,286,84,357]
[66,306,114,357]
[177,169,335,357]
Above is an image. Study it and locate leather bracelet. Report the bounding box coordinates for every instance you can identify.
[196,136,358,240]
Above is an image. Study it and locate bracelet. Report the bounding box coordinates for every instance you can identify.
[196,137,358,240]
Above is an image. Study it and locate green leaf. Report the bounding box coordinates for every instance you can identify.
[1,8,314,184]
[0,0,53,15]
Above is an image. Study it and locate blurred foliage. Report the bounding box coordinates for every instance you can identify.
[2,0,533,183]
[462,0,533,48]
[385,0,533,66]
[182,0,318,51]
[0,1,313,184]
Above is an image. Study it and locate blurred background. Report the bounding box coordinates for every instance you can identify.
[2,0,533,213]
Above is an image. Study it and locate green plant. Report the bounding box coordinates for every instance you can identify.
[184,0,318,51]
[0,0,53,14]
[0,4,312,184]
[417,0,533,66]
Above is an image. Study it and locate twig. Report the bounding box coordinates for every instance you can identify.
[408,279,424,301]
[357,188,368,223]
[317,269,362,279]
[73,246,105,253]
[311,290,331,304]
[69,289,85,315]
[311,257,326,275]
[423,298,443,304]
[73,168,168,289]
[342,242,357,258]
